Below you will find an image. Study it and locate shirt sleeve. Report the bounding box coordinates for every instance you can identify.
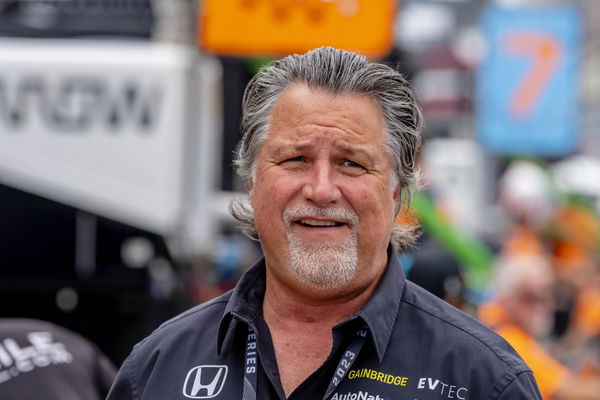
[495,371,543,400]
[106,356,137,400]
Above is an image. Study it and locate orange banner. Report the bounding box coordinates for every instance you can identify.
[199,0,396,58]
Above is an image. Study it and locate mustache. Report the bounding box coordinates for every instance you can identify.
[283,205,358,228]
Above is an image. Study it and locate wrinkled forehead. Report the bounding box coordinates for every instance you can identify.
[268,84,386,132]
[247,84,399,184]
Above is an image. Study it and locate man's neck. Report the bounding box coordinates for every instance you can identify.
[262,266,385,397]
[261,247,391,328]
[262,272,379,330]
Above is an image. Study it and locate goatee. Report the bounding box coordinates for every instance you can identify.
[283,205,359,290]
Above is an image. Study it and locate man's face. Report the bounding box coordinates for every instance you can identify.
[249,84,398,292]
[507,275,554,338]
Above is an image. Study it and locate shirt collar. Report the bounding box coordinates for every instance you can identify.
[217,258,266,354]
[354,246,406,362]
[217,246,406,360]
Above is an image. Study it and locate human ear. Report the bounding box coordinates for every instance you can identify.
[393,185,401,201]
[247,179,255,202]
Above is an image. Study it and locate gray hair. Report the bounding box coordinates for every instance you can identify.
[492,254,553,299]
[229,46,423,251]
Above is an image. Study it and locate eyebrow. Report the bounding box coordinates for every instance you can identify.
[333,142,376,164]
[271,140,376,165]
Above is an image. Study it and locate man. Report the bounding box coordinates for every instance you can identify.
[107,47,541,399]
[0,318,116,400]
[407,240,467,311]
[479,253,600,400]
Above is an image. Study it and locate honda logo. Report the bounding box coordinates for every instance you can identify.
[182,365,228,399]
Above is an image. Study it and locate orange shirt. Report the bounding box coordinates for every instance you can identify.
[573,287,600,338]
[479,302,570,399]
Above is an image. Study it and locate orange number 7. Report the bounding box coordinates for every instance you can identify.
[504,33,561,119]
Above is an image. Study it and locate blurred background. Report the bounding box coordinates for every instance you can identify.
[0,0,599,397]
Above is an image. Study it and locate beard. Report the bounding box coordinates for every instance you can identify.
[283,205,359,290]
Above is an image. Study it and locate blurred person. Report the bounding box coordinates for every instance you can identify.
[0,318,116,400]
[552,251,600,375]
[550,205,600,292]
[479,254,600,400]
[188,227,262,304]
[497,160,555,231]
[407,240,467,311]
[550,240,597,341]
[213,225,263,291]
[549,205,600,335]
[496,159,555,269]
[571,276,600,343]
[108,47,540,399]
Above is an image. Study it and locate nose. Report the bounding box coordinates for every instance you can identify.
[302,160,342,206]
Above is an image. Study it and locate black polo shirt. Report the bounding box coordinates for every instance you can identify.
[107,250,542,400]
[0,318,116,400]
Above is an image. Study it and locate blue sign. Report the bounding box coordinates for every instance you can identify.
[477,5,582,157]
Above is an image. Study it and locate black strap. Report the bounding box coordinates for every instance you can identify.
[242,326,258,400]
[242,324,368,400]
[322,326,368,400]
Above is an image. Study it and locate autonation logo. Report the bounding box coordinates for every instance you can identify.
[331,391,385,400]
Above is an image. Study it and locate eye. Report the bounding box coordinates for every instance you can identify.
[342,160,364,169]
[278,155,307,167]
[287,156,305,162]
[340,159,367,176]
